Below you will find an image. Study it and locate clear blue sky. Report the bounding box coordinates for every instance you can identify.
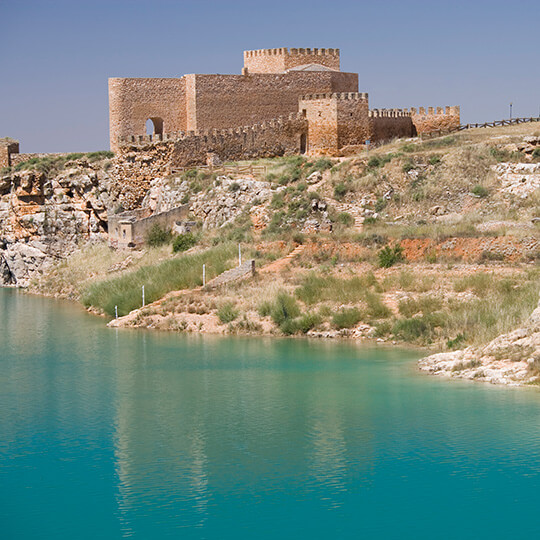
[2,0,539,152]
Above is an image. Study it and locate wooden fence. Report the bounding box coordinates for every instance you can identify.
[420,117,540,140]
[171,163,268,177]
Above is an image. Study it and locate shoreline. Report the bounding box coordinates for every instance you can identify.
[7,283,539,389]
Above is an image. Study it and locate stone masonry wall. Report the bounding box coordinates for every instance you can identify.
[185,71,356,131]
[243,48,340,73]
[369,109,415,142]
[109,77,187,151]
[109,71,357,151]
[299,96,338,152]
[114,113,308,209]
[336,94,370,148]
[411,106,460,134]
[108,205,189,247]
[0,139,20,168]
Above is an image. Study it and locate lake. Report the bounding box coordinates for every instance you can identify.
[1,288,540,539]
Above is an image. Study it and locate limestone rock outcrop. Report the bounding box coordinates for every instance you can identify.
[419,296,540,386]
[0,159,111,286]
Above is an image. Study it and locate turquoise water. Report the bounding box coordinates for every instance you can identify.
[1,289,540,539]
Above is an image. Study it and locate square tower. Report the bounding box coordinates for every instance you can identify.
[298,92,370,153]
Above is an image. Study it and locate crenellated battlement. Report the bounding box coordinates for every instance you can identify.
[117,112,307,146]
[244,47,340,58]
[301,92,368,101]
[243,46,340,73]
[408,105,460,116]
[408,105,461,134]
[369,108,412,118]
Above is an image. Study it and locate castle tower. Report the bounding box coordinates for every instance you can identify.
[298,92,369,153]
[243,47,340,74]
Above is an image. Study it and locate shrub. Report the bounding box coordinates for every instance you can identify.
[365,291,392,319]
[378,244,405,268]
[334,182,348,199]
[229,182,240,192]
[311,158,333,172]
[332,307,363,329]
[146,224,172,247]
[429,155,441,165]
[392,317,431,342]
[217,302,239,323]
[401,143,416,153]
[480,250,504,262]
[374,197,387,212]
[402,161,415,173]
[336,212,354,227]
[471,184,489,198]
[447,333,466,350]
[271,292,300,327]
[172,233,197,253]
[296,312,322,333]
[533,148,540,159]
[368,156,381,168]
[258,301,273,317]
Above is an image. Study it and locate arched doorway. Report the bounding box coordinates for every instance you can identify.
[145,117,164,136]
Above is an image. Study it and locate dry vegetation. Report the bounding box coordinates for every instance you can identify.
[31,123,540,351]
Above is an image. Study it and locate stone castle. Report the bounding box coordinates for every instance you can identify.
[109,47,460,164]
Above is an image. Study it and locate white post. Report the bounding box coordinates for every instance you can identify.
[115,305,118,319]
[238,244,242,266]
[142,285,145,307]
[203,264,206,287]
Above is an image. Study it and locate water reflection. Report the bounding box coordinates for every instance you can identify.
[3,288,540,539]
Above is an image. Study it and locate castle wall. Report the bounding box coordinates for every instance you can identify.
[191,71,358,131]
[243,47,340,73]
[114,113,308,209]
[169,113,308,167]
[109,77,187,152]
[411,106,460,134]
[369,110,415,142]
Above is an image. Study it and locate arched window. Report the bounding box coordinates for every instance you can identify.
[145,117,164,136]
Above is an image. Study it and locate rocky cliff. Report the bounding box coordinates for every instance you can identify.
[0,157,112,286]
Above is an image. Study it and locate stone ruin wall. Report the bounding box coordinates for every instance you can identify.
[170,113,308,167]
[114,113,308,209]
[0,140,20,168]
[243,47,340,74]
[108,205,189,247]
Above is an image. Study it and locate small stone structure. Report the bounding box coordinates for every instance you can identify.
[0,138,20,169]
[108,204,189,248]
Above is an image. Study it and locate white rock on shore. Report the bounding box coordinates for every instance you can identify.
[419,296,540,387]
